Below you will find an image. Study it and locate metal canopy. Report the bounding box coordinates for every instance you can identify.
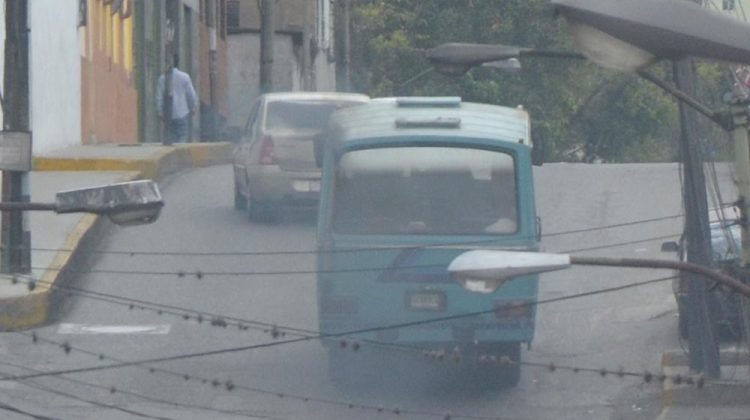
[552,0,750,64]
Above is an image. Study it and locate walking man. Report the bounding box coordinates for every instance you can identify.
[157,55,198,144]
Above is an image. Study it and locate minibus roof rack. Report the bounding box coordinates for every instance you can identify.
[396,97,462,108]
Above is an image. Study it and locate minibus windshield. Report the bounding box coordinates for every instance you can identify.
[332,146,518,235]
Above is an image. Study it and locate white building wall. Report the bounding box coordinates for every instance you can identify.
[313,54,336,92]
[29,0,81,154]
[226,33,300,127]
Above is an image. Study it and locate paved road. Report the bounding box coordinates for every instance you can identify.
[0,163,736,419]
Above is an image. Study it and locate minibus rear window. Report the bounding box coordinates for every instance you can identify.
[332,146,518,235]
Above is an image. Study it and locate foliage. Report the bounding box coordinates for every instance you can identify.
[349,0,732,163]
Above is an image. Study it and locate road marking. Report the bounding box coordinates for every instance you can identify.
[57,323,171,335]
[655,405,671,420]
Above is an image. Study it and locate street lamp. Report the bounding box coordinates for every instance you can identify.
[551,0,750,71]
[0,180,164,226]
[427,0,750,78]
[448,250,750,299]
[428,0,750,378]
[426,42,584,76]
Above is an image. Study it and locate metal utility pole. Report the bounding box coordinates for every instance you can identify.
[673,57,721,378]
[207,0,219,139]
[335,0,352,91]
[162,0,180,145]
[2,0,31,274]
[727,99,750,369]
[260,0,275,93]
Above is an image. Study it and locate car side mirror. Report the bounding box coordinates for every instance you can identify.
[224,126,244,143]
[661,241,680,253]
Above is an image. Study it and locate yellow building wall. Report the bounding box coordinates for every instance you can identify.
[81,0,137,145]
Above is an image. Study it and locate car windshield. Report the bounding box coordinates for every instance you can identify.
[710,221,741,261]
[265,100,353,130]
[333,146,518,235]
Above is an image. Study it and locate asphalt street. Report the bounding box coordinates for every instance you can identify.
[0,162,737,420]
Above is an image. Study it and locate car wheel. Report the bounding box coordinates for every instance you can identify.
[496,342,522,387]
[245,184,259,221]
[245,185,278,223]
[234,178,247,210]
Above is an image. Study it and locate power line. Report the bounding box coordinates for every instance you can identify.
[0,397,58,420]
[561,233,679,254]
[11,332,533,420]
[16,231,693,279]
[8,275,679,382]
[1,268,693,386]
[0,360,286,420]
[2,369,175,420]
[19,212,695,258]
[0,275,704,419]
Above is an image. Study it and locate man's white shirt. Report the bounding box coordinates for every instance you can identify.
[156,68,198,119]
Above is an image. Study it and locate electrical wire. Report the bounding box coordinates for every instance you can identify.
[11,332,538,420]
[2,371,176,420]
[0,266,684,387]
[7,275,678,383]
[19,212,697,257]
[0,275,699,420]
[0,399,58,420]
[0,360,287,420]
[14,228,700,279]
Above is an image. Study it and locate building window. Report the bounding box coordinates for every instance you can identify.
[227,0,239,30]
[78,0,87,27]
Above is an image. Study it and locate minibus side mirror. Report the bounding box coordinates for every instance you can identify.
[314,133,325,168]
[532,135,545,166]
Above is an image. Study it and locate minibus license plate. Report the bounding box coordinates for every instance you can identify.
[408,291,444,311]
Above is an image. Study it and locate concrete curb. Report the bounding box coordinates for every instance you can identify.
[33,142,233,178]
[2,143,233,330]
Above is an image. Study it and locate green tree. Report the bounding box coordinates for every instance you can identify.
[349,0,730,162]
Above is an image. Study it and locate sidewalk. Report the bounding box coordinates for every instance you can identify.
[0,142,232,330]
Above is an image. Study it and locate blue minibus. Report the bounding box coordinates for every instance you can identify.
[316,97,542,386]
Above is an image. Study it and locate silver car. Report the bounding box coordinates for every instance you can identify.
[233,92,369,221]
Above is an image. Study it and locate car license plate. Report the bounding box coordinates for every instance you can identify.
[292,180,321,193]
[407,291,445,311]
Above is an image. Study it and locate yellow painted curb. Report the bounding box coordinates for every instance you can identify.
[0,172,141,331]
[33,157,160,179]
[181,143,233,167]
[662,352,674,408]
[0,289,50,330]
[7,144,232,330]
